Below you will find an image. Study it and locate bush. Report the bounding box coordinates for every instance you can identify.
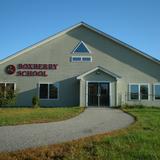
[32,96,40,108]
[0,90,16,107]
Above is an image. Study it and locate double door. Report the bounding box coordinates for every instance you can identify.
[88,82,110,106]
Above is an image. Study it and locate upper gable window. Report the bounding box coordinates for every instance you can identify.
[72,41,91,53]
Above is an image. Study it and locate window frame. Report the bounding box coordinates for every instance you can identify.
[70,56,92,62]
[129,83,150,101]
[71,56,82,62]
[38,82,59,100]
[153,83,160,100]
[0,82,16,98]
[129,83,139,100]
[39,83,49,99]
[72,41,91,53]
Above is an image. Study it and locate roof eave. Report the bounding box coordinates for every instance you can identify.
[0,21,159,65]
[80,22,160,65]
[0,22,84,64]
[77,66,121,80]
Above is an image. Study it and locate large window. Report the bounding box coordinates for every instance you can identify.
[39,83,59,99]
[129,83,149,100]
[154,84,160,100]
[0,83,15,98]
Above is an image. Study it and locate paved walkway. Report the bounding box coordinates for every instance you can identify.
[0,108,134,152]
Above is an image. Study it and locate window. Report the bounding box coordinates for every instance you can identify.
[72,41,91,53]
[39,83,59,99]
[130,84,139,100]
[71,56,92,62]
[129,83,149,100]
[140,85,148,100]
[39,84,48,99]
[0,83,5,98]
[72,57,81,62]
[49,84,58,99]
[82,57,92,62]
[154,84,160,100]
[6,83,15,99]
[0,83,15,98]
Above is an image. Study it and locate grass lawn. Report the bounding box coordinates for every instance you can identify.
[0,107,160,160]
[0,107,84,126]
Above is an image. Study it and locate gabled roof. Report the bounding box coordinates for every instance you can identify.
[77,66,121,80]
[0,22,159,65]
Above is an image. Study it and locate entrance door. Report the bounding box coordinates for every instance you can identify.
[88,82,110,106]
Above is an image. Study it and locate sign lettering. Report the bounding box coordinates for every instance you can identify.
[5,64,58,77]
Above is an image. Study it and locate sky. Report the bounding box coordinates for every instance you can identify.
[0,0,160,60]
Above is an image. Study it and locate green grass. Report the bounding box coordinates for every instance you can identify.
[0,107,160,160]
[0,107,84,126]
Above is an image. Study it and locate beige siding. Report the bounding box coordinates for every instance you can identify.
[0,25,159,106]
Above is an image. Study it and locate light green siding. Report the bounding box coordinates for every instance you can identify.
[0,25,160,107]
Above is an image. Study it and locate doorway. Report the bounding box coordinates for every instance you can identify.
[88,82,110,106]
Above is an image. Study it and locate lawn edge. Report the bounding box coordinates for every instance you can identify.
[0,108,136,155]
[0,107,85,127]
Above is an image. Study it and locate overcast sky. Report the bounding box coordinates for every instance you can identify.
[0,0,160,60]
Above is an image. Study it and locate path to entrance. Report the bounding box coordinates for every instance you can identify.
[0,108,134,152]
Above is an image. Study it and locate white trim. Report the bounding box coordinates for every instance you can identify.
[81,22,160,64]
[129,83,150,101]
[38,82,59,100]
[85,81,88,106]
[153,83,160,100]
[86,81,111,107]
[70,56,92,62]
[116,81,118,106]
[0,22,83,64]
[72,41,91,53]
[110,82,112,106]
[0,82,16,91]
[70,56,81,62]
[77,66,121,80]
[0,22,159,65]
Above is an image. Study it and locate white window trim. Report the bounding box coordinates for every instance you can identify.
[38,82,59,100]
[70,56,82,62]
[153,83,160,101]
[0,82,16,98]
[72,41,91,53]
[71,56,92,62]
[129,83,150,101]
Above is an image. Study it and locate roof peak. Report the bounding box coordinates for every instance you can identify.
[0,22,159,65]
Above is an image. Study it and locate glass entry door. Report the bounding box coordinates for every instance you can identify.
[88,82,110,106]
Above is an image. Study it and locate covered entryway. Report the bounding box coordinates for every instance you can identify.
[88,82,110,106]
[77,66,121,107]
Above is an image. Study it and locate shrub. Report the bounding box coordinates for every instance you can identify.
[32,96,40,108]
[0,89,16,107]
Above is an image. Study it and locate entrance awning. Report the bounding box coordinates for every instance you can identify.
[77,66,121,80]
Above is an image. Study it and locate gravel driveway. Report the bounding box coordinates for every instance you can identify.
[0,108,134,152]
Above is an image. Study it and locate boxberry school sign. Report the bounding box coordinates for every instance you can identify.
[5,64,58,77]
